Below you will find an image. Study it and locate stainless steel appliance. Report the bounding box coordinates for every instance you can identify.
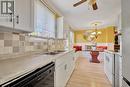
[123,77,130,87]
[1,62,55,87]
[112,54,122,87]
[122,0,130,86]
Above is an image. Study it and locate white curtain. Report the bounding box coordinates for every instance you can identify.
[35,0,56,38]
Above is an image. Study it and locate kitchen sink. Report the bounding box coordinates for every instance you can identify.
[43,52,60,55]
[34,51,66,56]
[56,50,65,53]
[43,51,65,55]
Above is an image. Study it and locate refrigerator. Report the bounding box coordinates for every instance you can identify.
[122,0,130,86]
[112,54,122,87]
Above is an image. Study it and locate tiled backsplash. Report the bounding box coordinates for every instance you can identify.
[0,32,65,55]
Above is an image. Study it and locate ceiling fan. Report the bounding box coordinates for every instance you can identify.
[73,0,98,10]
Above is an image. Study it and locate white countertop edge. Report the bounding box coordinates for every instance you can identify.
[104,50,122,57]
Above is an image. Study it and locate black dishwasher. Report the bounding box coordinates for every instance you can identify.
[1,62,55,87]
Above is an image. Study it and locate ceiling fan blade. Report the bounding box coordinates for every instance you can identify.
[92,2,98,10]
[88,0,96,5]
[73,0,87,7]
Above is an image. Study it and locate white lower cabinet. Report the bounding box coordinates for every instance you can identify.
[55,63,66,87]
[55,51,75,87]
[104,52,113,84]
[66,52,75,81]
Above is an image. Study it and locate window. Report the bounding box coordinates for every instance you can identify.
[31,0,56,38]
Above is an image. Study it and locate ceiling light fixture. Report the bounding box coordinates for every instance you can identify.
[91,23,102,39]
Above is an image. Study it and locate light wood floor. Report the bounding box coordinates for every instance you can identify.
[66,57,112,87]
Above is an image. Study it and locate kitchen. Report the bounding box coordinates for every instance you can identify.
[0,0,129,87]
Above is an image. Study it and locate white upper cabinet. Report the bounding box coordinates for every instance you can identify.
[57,17,64,39]
[14,0,34,32]
[0,14,14,28]
[0,0,14,28]
[0,0,34,32]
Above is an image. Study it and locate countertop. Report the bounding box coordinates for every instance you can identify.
[104,50,122,57]
[0,50,73,85]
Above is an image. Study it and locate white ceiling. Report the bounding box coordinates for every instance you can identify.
[48,0,121,30]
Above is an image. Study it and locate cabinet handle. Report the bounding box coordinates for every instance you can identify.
[106,56,110,62]
[9,13,13,22]
[16,15,19,24]
[64,64,67,70]
[73,57,75,61]
[49,70,52,73]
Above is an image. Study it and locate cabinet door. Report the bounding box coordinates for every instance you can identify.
[65,53,72,79]
[66,52,75,81]
[14,0,34,32]
[70,51,75,71]
[0,15,14,28]
[0,1,14,28]
[55,64,66,87]
[119,56,122,87]
[104,53,113,84]
[122,0,130,82]
[104,53,107,73]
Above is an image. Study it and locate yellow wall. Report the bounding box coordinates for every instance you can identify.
[105,26,115,43]
[74,26,115,43]
[74,30,88,43]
